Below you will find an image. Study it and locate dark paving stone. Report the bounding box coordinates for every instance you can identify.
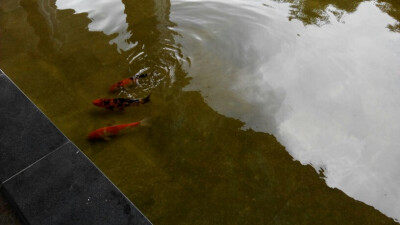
[0,71,68,183]
[0,192,21,225]
[2,142,151,225]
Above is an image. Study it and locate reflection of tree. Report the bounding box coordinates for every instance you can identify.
[122,0,188,89]
[20,0,63,54]
[376,0,400,32]
[274,0,363,25]
[274,0,400,31]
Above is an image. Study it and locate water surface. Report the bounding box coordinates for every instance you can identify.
[171,0,400,221]
[1,0,399,224]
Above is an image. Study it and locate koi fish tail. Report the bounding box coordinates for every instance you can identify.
[139,117,151,127]
[140,94,151,104]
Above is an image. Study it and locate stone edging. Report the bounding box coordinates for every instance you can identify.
[0,69,152,225]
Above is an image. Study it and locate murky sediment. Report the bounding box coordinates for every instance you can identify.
[1,0,400,224]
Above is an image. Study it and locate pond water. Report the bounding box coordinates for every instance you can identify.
[1,0,400,224]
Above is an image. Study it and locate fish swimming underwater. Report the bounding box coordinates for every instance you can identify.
[87,119,150,140]
[92,95,150,110]
[109,73,148,92]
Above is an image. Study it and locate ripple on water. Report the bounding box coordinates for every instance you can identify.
[171,0,400,221]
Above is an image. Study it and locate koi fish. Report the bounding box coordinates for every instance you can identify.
[87,119,149,140]
[109,73,148,92]
[92,95,150,110]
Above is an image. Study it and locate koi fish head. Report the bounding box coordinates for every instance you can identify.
[92,99,107,107]
[109,83,121,92]
[109,78,134,92]
[87,129,106,140]
[87,132,101,139]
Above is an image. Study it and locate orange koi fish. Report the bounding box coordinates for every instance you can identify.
[92,95,150,110]
[87,119,149,140]
[109,73,148,92]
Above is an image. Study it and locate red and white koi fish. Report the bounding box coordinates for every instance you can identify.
[92,95,150,110]
[109,74,148,92]
[87,119,149,140]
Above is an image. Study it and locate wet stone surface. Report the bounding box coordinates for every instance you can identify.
[0,193,21,225]
[0,71,151,224]
[2,142,151,225]
[0,71,68,183]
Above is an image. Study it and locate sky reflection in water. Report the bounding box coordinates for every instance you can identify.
[56,0,184,98]
[52,0,400,221]
[56,0,135,51]
[170,0,400,221]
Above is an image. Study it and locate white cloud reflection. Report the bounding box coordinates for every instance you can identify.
[56,0,135,52]
[171,0,400,221]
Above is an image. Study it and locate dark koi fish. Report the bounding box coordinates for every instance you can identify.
[109,73,148,92]
[92,95,150,110]
[87,119,149,140]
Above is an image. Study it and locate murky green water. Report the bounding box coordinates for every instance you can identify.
[1,0,400,224]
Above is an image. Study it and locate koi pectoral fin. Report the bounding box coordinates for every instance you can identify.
[103,136,112,141]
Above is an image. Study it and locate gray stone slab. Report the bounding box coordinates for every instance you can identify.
[2,142,151,225]
[0,71,68,183]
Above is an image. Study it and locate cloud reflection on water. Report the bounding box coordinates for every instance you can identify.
[56,0,135,52]
[171,0,400,221]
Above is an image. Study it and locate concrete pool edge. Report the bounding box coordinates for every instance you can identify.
[0,69,152,225]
